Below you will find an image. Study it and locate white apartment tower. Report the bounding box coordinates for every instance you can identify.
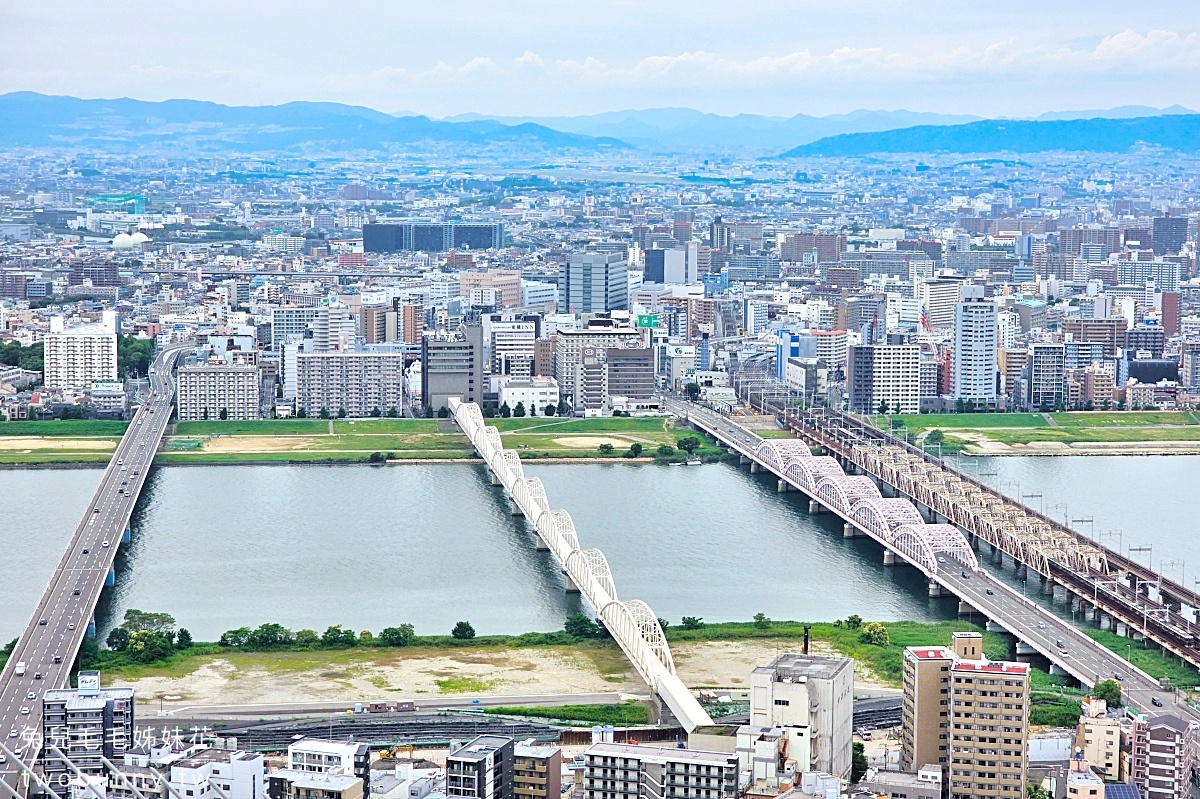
[43,311,119,389]
[950,285,998,405]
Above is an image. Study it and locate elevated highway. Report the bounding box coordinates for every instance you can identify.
[670,398,1192,718]
[0,345,187,781]
[449,398,713,732]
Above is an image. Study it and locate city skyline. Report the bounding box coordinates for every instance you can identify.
[3,2,1200,117]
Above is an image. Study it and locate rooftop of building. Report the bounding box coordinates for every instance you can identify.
[756,653,852,682]
[173,747,260,770]
[585,742,736,766]
[269,769,362,791]
[448,735,513,762]
[289,737,366,756]
[951,659,1030,676]
[906,646,953,661]
[513,742,561,759]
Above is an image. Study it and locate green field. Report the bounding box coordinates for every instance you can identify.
[490,417,673,433]
[889,411,1200,452]
[0,420,129,436]
[485,702,649,726]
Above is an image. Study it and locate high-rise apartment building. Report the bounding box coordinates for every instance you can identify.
[287,737,371,794]
[42,672,135,783]
[917,279,962,330]
[949,286,998,405]
[177,364,262,421]
[582,743,738,799]
[363,222,504,253]
[901,633,1030,799]
[513,742,562,799]
[846,344,920,414]
[1062,317,1129,359]
[1027,343,1066,410]
[296,352,405,417]
[1125,713,1199,799]
[43,311,119,389]
[271,306,318,347]
[562,251,629,313]
[1152,216,1188,255]
[311,305,357,352]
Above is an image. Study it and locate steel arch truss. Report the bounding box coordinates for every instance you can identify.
[783,455,844,494]
[754,439,813,473]
[814,474,882,516]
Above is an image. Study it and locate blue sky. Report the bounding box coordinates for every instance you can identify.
[4,1,1200,117]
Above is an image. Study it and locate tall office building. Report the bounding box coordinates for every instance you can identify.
[1152,216,1188,255]
[901,633,1030,799]
[846,344,920,414]
[363,222,504,253]
[447,735,514,799]
[562,251,629,313]
[949,286,998,405]
[553,322,642,407]
[582,743,738,799]
[42,672,135,783]
[1062,316,1128,359]
[461,270,523,309]
[271,307,318,347]
[421,326,484,411]
[490,320,536,379]
[43,311,119,389]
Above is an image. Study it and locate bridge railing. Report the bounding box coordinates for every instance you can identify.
[448,398,713,731]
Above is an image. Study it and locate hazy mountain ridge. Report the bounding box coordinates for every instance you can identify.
[0,93,627,153]
[780,114,1200,157]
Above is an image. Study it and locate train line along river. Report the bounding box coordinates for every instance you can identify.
[2,455,1191,643]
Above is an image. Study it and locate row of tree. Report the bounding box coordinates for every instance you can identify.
[832,614,890,646]
[105,609,191,663]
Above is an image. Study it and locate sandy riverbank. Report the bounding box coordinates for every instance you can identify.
[111,639,892,709]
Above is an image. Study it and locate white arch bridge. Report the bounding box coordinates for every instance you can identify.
[449,398,713,732]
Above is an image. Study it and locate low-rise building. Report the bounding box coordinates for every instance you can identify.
[749,653,854,779]
[582,743,738,799]
[498,377,559,414]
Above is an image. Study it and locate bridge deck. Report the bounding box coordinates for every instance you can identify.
[670,398,1196,719]
[0,346,185,781]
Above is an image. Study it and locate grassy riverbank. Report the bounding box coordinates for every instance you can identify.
[888,411,1200,455]
[0,417,727,465]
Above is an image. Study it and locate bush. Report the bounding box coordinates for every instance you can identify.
[564,614,601,639]
[127,630,173,663]
[379,625,415,646]
[321,625,358,648]
[656,444,676,458]
[753,613,771,630]
[175,628,192,648]
[681,616,705,630]
[676,436,701,454]
[106,627,131,652]
[598,443,614,455]
[452,621,476,640]
[860,622,890,647]
[1093,679,1122,708]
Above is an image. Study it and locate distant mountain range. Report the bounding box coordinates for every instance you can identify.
[0,93,626,153]
[444,106,1197,153]
[781,114,1200,157]
[444,108,983,152]
[1,93,1197,156]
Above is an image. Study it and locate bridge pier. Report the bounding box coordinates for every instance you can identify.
[86,618,96,639]
[511,501,524,517]
[1017,563,1028,581]
[808,500,825,514]
[1053,584,1067,603]
[883,550,898,566]
[958,601,978,615]
[777,479,791,492]
[991,547,1004,567]
[928,579,944,598]
[1015,641,1038,656]
[564,574,581,594]
[122,527,131,543]
[749,462,760,473]
[1042,578,1055,596]
[1115,621,1127,637]
[985,620,1009,634]
[534,535,550,551]
[490,471,502,486]
[843,522,859,538]
[739,455,751,466]
[105,567,115,586]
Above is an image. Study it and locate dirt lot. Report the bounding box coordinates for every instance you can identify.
[114,639,891,708]
[552,436,633,449]
[0,437,115,451]
[197,436,322,452]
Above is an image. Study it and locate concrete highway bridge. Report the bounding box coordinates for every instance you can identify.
[448,398,714,732]
[0,345,188,793]
[670,398,1196,719]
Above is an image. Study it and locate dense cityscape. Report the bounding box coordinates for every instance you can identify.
[5,5,1200,799]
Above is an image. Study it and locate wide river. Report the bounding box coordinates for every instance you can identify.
[1,456,1192,642]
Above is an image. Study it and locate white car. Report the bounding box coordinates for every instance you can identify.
[102,541,110,548]
[19,707,29,715]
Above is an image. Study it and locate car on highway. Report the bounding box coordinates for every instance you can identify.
[1115,673,1125,681]
[7,729,16,738]
[32,673,41,680]
[25,692,34,701]
[1152,697,1163,707]
[38,619,46,626]
[73,589,80,595]
[82,548,89,554]
[53,655,61,663]
[102,540,110,548]
[19,707,28,715]
[1037,622,1045,628]
[67,622,75,631]
[961,570,970,579]
[986,588,995,595]
[1056,639,1065,648]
